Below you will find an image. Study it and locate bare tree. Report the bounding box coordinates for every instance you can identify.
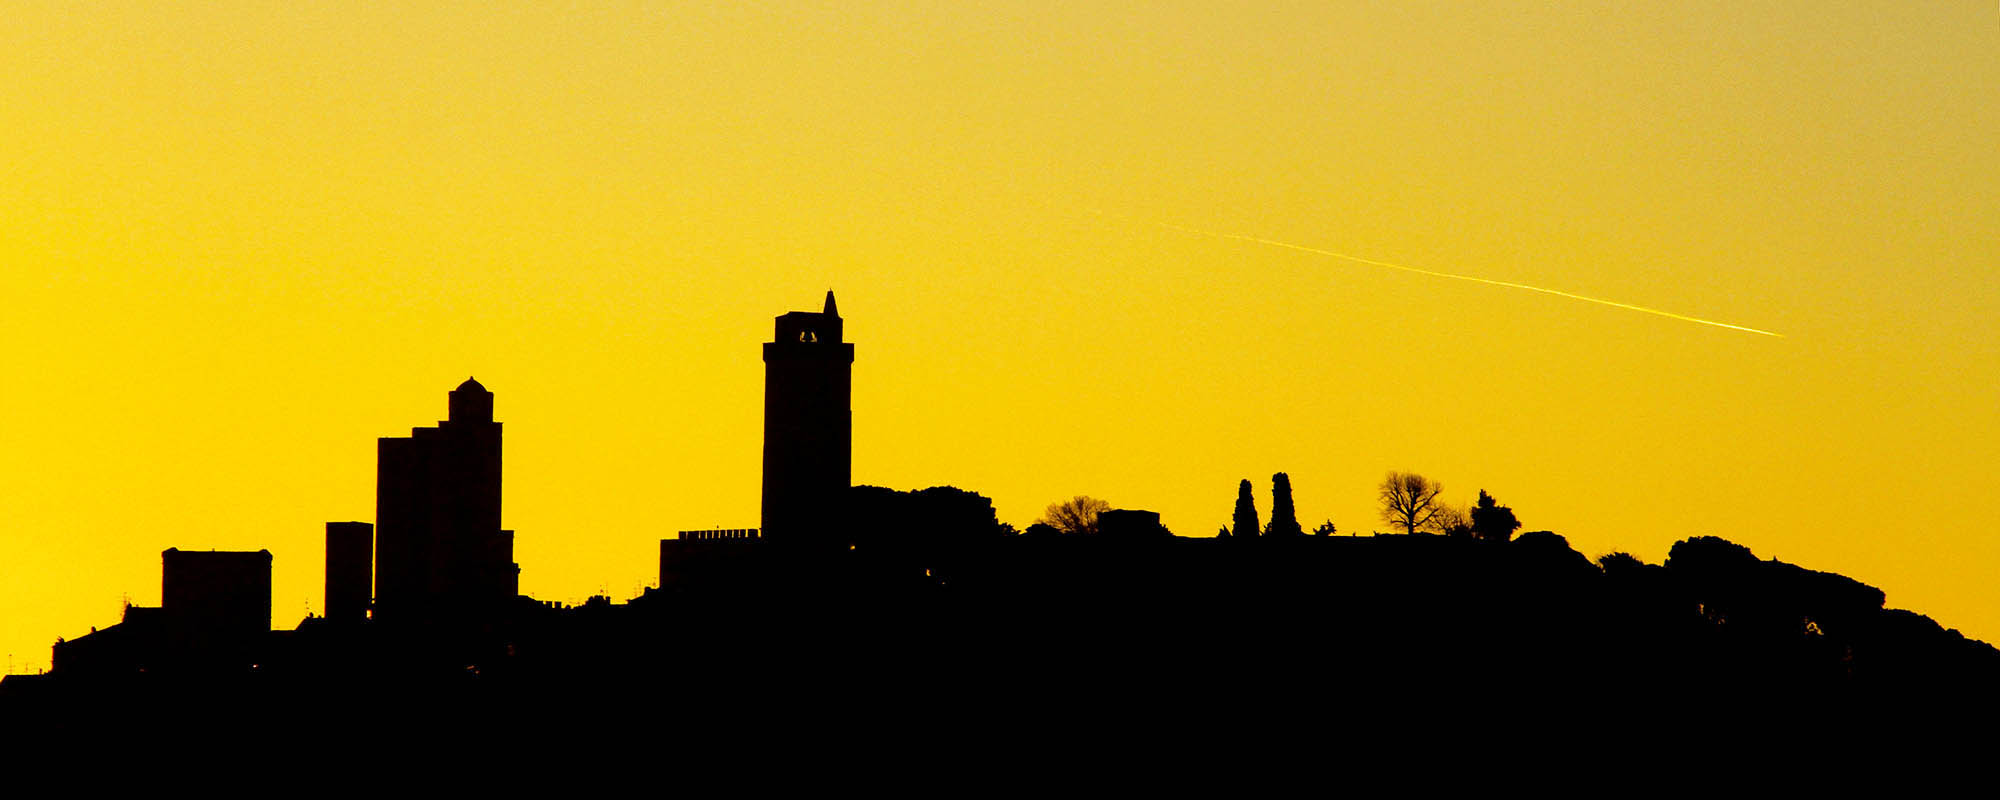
[1039,496,1111,536]
[1378,471,1445,535]
[1424,503,1472,537]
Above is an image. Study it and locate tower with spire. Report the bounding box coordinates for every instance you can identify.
[762,291,853,543]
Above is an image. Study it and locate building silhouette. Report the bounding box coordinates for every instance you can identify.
[373,378,518,629]
[659,529,764,590]
[762,291,853,543]
[50,548,272,674]
[1098,509,1170,540]
[162,548,273,640]
[324,521,373,624]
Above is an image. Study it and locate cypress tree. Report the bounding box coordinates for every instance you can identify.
[1232,479,1260,539]
[1266,472,1304,537]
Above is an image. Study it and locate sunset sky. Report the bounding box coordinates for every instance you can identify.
[3,2,1995,672]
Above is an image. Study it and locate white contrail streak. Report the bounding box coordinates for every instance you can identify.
[1153,220,1783,338]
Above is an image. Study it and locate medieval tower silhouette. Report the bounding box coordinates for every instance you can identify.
[761,291,853,543]
[374,378,518,628]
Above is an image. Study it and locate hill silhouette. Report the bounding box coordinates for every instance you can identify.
[6,484,1995,739]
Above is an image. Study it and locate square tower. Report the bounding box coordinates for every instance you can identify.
[762,291,853,543]
[324,521,373,624]
[374,378,518,629]
[162,548,272,640]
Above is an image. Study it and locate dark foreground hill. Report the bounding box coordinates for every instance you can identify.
[6,520,1996,743]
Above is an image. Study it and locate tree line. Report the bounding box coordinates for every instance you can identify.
[1028,469,1521,544]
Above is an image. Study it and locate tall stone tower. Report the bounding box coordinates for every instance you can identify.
[374,378,518,629]
[762,291,853,543]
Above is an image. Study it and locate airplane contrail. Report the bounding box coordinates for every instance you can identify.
[1152,220,1783,338]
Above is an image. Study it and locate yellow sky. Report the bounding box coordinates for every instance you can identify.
[2,2,1995,672]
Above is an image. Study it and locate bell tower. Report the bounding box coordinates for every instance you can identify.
[761,291,853,543]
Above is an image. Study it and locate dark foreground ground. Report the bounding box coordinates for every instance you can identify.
[7,531,1995,747]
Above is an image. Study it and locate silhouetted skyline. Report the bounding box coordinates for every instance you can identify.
[7,292,1994,735]
[4,5,1997,734]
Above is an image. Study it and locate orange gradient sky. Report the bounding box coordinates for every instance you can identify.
[3,2,1995,672]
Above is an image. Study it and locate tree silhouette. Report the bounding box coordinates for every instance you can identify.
[1378,471,1444,535]
[835,485,1006,580]
[1469,490,1521,542]
[1596,551,1646,573]
[1264,472,1304,537]
[1425,503,1472,537]
[1312,520,1337,537]
[1038,496,1110,536]
[1232,479,1260,539]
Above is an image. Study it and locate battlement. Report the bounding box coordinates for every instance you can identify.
[661,529,766,590]
[677,528,760,541]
